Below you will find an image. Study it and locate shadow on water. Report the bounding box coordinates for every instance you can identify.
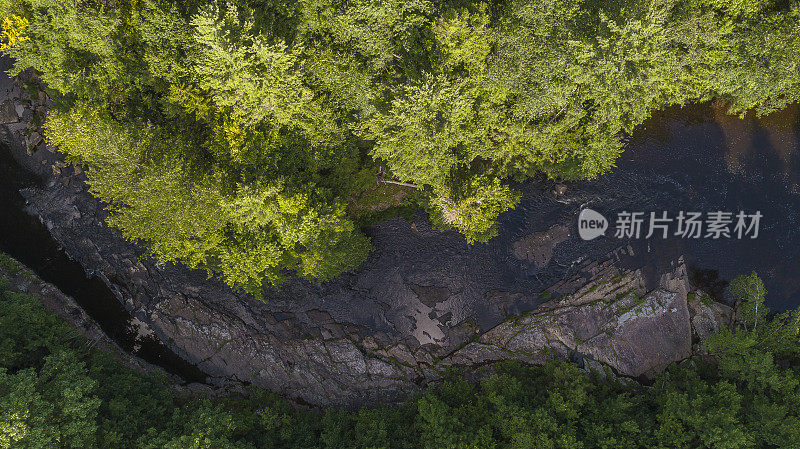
[688,267,728,301]
[602,101,800,310]
[0,143,205,382]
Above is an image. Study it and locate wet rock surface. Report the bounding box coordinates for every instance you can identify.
[445,255,713,379]
[4,155,727,405]
[512,224,571,268]
[0,57,793,406]
[9,154,634,405]
[0,99,18,124]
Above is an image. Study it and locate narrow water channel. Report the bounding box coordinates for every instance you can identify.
[0,142,206,382]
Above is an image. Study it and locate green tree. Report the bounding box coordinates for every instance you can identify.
[44,103,370,295]
[0,352,100,449]
[428,176,520,244]
[728,272,767,330]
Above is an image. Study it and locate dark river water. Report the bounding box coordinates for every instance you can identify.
[594,102,800,310]
[1,100,799,374]
[254,101,800,346]
[0,143,206,382]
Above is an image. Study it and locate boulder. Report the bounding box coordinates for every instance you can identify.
[512,224,571,268]
[27,131,42,149]
[0,100,19,124]
[688,292,733,343]
[445,258,694,379]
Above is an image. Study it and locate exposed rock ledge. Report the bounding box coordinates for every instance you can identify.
[12,167,732,405]
[1,62,733,406]
[445,256,732,379]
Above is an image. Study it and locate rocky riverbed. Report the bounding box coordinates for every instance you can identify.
[0,58,787,406]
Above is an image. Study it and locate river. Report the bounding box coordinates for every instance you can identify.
[596,102,800,310]
[0,100,798,375]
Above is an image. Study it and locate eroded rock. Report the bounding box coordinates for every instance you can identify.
[512,224,571,268]
[0,99,19,124]
[444,258,696,379]
[688,292,733,344]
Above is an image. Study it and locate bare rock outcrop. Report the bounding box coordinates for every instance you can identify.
[0,99,19,124]
[687,292,734,350]
[511,224,571,268]
[445,257,725,379]
[0,57,735,405]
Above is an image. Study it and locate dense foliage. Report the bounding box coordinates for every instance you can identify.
[2,0,800,292]
[2,258,800,448]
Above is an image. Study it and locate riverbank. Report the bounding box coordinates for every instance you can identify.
[0,60,770,405]
[4,252,799,448]
[0,95,208,382]
[0,253,195,387]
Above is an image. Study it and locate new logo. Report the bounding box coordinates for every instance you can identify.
[578,208,608,241]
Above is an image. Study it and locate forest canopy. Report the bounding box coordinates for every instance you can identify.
[1,0,799,294]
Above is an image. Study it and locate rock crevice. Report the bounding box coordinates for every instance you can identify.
[1,62,734,406]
